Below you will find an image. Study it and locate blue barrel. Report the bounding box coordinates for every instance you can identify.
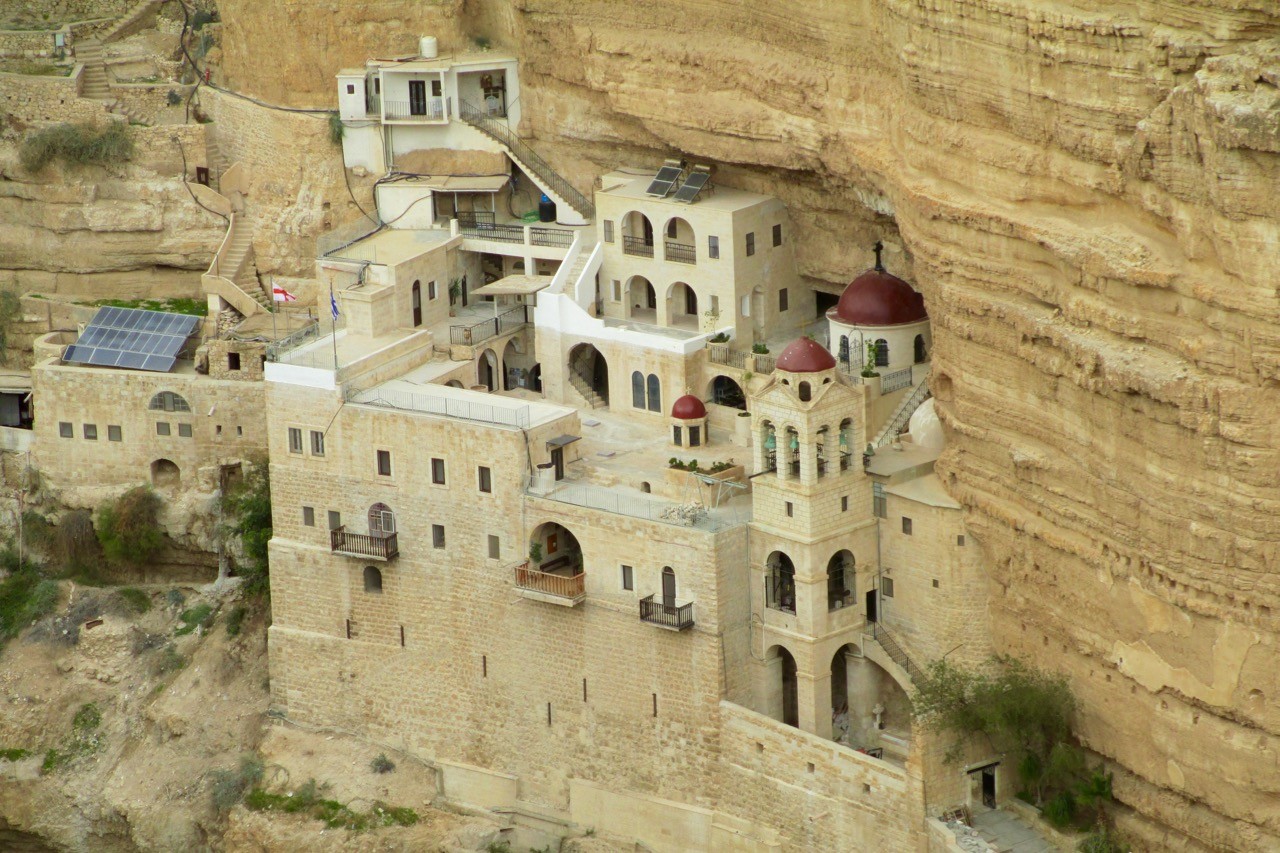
[538,193,556,223]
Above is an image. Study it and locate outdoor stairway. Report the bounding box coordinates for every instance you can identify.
[76,40,110,100]
[865,625,924,683]
[109,98,146,125]
[222,223,271,310]
[873,379,932,447]
[101,0,163,43]
[457,98,595,222]
[205,131,229,188]
[560,243,593,296]
[568,348,605,409]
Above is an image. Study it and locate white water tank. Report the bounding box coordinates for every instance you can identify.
[419,36,438,59]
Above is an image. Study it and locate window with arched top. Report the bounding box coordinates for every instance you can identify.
[662,566,677,606]
[368,502,395,535]
[914,334,927,364]
[149,392,190,413]
[838,336,850,363]
[646,374,661,413]
[798,381,811,402]
[875,339,889,367]
[363,566,383,593]
[632,371,645,409]
[412,281,422,327]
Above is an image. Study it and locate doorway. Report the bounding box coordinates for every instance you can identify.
[661,566,676,607]
[781,648,799,728]
[550,447,565,481]
[969,764,999,810]
[412,280,422,327]
[866,588,878,623]
[408,80,427,116]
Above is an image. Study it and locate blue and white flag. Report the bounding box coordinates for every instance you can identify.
[329,287,339,321]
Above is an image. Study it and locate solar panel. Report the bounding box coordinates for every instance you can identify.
[673,170,710,203]
[63,306,201,373]
[645,164,683,197]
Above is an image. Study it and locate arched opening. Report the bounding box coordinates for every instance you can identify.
[914,334,928,364]
[640,481,651,494]
[529,363,543,393]
[668,282,698,329]
[367,502,395,536]
[708,375,746,410]
[149,392,190,413]
[620,211,655,257]
[661,566,677,607]
[446,379,465,388]
[631,370,645,409]
[662,216,696,263]
[767,645,800,728]
[411,280,422,327]
[816,425,829,477]
[844,655,913,762]
[875,338,889,367]
[827,550,854,610]
[523,521,585,600]
[150,458,180,488]
[798,381,811,402]
[626,275,657,323]
[478,348,498,391]
[363,566,383,594]
[838,335,850,364]
[760,419,777,473]
[765,551,796,614]
[646,373,661,413]
[502,339,524,390]
[839,418,854,471]
[831,644,854,743]
[784,427,800,477]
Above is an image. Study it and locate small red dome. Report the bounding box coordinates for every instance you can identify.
[671,394,707,420]
[775,337,836,373]
[832,268,927,326]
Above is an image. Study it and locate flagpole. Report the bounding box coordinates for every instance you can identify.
[271,276,278,341]
[329,283,339,372]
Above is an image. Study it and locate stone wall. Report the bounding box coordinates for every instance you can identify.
[0,68,107,126]
[0,0,130,22]
[0,30,57,58]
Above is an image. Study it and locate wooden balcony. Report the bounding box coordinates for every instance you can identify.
[639,595,694,631]
[330,526,398,561]
[514,561,585,606]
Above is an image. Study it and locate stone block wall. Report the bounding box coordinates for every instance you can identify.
[0,68,110,126]
[0,30,57,58]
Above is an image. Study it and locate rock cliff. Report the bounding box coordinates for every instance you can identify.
[210,0,1280,848]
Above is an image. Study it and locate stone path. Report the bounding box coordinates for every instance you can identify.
[971,808,1055,852]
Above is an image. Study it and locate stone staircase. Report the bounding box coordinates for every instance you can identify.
[76,39,110,100]
[108,98,146,125]
[222,220,271,310]
[101,0,164,43]
[567,347,606,409]
[560,244,592,296]
[205,131,229,189]
[873,379,932,447]
[865,625,924,683]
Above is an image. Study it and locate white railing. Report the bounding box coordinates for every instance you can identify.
[527,476,735,531]
[547,231,584,295]
[572,240,604,308]
[352,388,531,428]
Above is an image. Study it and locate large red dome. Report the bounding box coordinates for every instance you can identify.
[775,337,836,373]
[832,268,927,326]
[671,394,707,419]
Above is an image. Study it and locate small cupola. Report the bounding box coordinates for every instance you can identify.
[670,394,708,448]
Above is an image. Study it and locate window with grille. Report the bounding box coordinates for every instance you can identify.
[603,220,614,242]
[288,428,302,453]
[59,422,72,438]
[377,450,392,476]
[149,392,190,413]
[745,232,755,256]
[310,430,325,456]
[873,483,887,518]
[882,577,895,598]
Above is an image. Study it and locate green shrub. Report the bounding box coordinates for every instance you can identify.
[1078,823,1129,853]
[210,754,264,811]
[0,562,59,643]
[96,486,164,567]
[41,748,67,773]
[175,603,214,636]
[117,587,151,615]
[245,779,418,832]
[1042,790,1076,829]
[165,589,185,607]
[19,121,133,173]
[50,509,101,580]
[221,461,271,595]
[72,703,101,733]
[370,753,395,774]
[0,290,22,365]
[20,511,53,552]
[751,343,769,354]
[153,643,185,675]
[328,112,344,145]
[0,748,31,761]
[225,604,247,636]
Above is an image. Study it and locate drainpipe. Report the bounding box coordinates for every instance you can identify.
[874,489,882,641]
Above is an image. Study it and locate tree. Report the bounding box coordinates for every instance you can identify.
[222,460,271,595]
[96,487,164,567]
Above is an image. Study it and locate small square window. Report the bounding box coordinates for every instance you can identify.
[288,427,303,453]
[478,466,492,493]
[108,425,122,442]
[785,501,793,518]
[157,422,171,436]
[327,510,341,530]
[346,83,355,95]
[881,577,895,598]
[216,424,223,436]
[431,457,446,485]
[432,524,445,548]
[621,565,634,591]
[178,423,193,438]
[377,449,392,477]
[779,288,789,312]
[902,517,913,535]
[772,223,783,247]
[310,430,325,456]
[488,534,500,559]
[841,496,849,512]
[83,424,97,441]
[957,535,966,546]
[603,220,614,243]
[745,232,755,256]
[58,422,72,438]
[708,235,719,259]
[932,579,940,589]
[228,352,241,371]
[302,506,315,527]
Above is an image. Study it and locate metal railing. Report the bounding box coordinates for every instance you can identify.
[765,570,796,615]
[708,343,747,370]
[456,211,495,227]
[330,526,399,560]
[317,213,382,258]
[461,222,525,244]
[351,387,532,428]
[874,381,931,447]
[881,367,913,394]
[623,235,654,258]
[514,561,585,600]
[639,595,695,630]
[530,227,573,248]
[383,96,448,121]
[527,476,734,531]
[449,305,528,346]
[664,241,696,264]
[457,97,595,219]
[864,623,924,682]
[753,354,776,374]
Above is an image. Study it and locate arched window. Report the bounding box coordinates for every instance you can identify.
[149,392,190,413]
[662,566,677,606]
[646,374,661,413]
[838,335,850,363]
[766,552,796,614]
[632,371,645,409]
[368,502,395,535]
[363,566,383,593]
[412,280,422,327]
[798,381,811,402]
[914,334,927,364]
[875,338,889,367]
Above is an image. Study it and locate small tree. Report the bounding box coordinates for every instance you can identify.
[861,340,881,377]
[96,487,164,567]
[222,460,271,595]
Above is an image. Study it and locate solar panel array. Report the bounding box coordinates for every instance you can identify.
[673,170,710,203]
[63,306,201,373]
[646,164,683,197]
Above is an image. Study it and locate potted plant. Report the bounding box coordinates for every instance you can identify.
[751,343,770,355]
[528,542,542,569]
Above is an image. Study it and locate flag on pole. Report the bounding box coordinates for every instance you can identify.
[330,287,340,321]
[271,283,298,303]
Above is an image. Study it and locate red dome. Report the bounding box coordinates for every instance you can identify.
[832,268,927,326]
[671,394,707,420]
[775,337,836,373]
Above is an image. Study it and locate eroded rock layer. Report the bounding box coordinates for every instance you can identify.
[213,0,1280,848]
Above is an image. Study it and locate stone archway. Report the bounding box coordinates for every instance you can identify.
[150,459,179,488]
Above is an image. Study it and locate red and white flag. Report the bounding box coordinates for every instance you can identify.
[272,284,298,303]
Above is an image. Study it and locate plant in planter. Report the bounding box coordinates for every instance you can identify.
[861,340,881,378]
[751,343,769,355]
[708,331,730,344]
[528,542,542,567]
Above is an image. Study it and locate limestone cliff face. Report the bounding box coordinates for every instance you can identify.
[213,1,1280,848]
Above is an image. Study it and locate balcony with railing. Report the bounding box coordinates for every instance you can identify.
[383,96,449,122]
[449,305,528,346]
[330,526,399,561]
[514,561,585,606]
[639,595,695,630]
[623,235,655,258]
[664,241,696,264]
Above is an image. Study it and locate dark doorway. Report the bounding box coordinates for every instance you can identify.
[866,588,878,623]
[551,447,565,481]
[915,334,928,363]
[982,766,997,808]
[662,566,676,607]
[408,80,427,115]
[815,290,839,319]
[568,344,609,407]
[780,648,799,728]
[412,280,422,327]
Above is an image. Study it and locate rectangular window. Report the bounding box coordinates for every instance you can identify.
[432,524,445,548]
[957,535,966,546]
[328,510,341,530]
[902,517,913,535]
[873,483,886,518]
[58,422,72,438]
[178,423,193,438]
[779,288,789,312]
[288,427,303,454]
[431,457,445,484]
[156,422,171,436]
[310,430,325,456]
[772,223,783,247]
[302,506,315,527]
[785,501,793,518]
[216,425,223,436]
[841,496,848,512]
[487,534,500,559]
[745,232,755,256]
[933,579,940,588]
[708,235,719,259]
[478,466,492,493]
[882,577,895,598]
[346,84,355,95]
[83,424,97,440]
[228,352,241,371]
[621,565,634,591]
[428,280,438,300]
[377,450,392,476]
[611,279,621,301]
[108,425,122,442]
[603,220,614,243]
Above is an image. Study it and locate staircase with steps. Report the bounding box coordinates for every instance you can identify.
[873,379,932,447]
[204,212,272,316]
[865,624,924,683]
[76,39,110,100]
[559,246,591,295]
[109,98,146,125]
[101,0,164,43]
[205,131,229,189]
[567,347,606,409]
